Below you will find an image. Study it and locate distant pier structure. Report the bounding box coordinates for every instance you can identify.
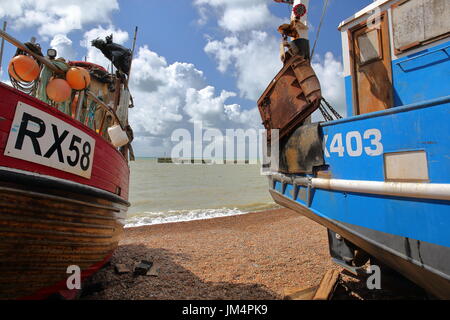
[157,158,251,164]
[157,157,174,163]
[157,158,212,164]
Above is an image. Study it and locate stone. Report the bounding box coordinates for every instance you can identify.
[146,263,159,277]
[115,264,131,274]
[134,260,153,276]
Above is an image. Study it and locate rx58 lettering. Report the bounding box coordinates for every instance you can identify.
[14,112,92,171]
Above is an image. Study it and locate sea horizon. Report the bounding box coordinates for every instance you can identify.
[126,158,278,228]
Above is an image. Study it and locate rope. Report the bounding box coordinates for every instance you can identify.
[9,44,44,95]
[36,60,70,114]
[10,74,38,95]
[85,99,97,129]
[311,0,330,58]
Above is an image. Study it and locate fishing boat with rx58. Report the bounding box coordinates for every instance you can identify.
[262,0,450,298]
[0,28,137,299]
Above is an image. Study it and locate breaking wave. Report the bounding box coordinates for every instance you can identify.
[125,203,279,228]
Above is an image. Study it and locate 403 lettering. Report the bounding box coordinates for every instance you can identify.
[324,129,383,158]
[5,102,96,179]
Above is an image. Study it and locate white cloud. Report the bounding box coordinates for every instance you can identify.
[128,45,259,155]
[312,52,346,117]
[196,0,284,101]
[196,6,209,26]
[194,0,282,33]
[185,86,237,127]
[205,31,282,101]
[0,0,119,38]
[50,34,77,60]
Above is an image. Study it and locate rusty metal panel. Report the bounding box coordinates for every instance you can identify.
[258,55,321,141]
[279,123,324,174]
[392,0,425,51]
[393,0,450,53]
[424,0,450,40]
[384,151,429,182]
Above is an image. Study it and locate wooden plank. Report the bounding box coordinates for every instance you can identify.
[396,41,421,54]
[146,262,160,277]
[0,180,122,299]
[284,286,319,300]
[313,269,341,300]
[351,12,393,115]
[0,29,63,74]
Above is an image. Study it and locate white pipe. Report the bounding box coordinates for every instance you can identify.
[311,178,450,201]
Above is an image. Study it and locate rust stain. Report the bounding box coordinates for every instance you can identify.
[316,170,332,179]
[257,55,322,141]
[350,13,393,115]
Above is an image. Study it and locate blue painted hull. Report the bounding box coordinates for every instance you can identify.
[269,97,450,298]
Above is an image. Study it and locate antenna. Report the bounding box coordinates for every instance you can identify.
[0,21,7,75]
[126,26,138,87]
[311,0,330,58]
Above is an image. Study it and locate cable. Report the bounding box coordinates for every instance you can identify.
[322,97,342,119]
[311,0,330,58]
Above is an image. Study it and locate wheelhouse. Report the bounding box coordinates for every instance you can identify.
[339,0,450,117]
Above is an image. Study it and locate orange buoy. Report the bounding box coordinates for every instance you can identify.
[46,78,72,103]
[66,67,91,90]
[8,55,40,82]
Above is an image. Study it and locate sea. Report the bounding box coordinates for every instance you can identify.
[125,158,279,227]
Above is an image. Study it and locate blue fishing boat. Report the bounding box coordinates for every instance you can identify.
[262,0,450,298]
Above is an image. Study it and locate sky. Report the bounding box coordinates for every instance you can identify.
[0,0,374,157]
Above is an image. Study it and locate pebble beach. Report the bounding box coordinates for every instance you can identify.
[83,208,340,299]
[82,208,428,300]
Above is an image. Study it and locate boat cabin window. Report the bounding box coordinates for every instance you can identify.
[392,0,450,54]
[357,29,382,65]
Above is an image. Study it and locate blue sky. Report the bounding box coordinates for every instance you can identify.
[0,0,374,156]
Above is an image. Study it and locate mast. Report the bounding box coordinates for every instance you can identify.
[126,26,138,87]
[0,21,7,75]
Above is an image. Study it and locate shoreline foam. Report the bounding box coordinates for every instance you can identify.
[125,203,280,228]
